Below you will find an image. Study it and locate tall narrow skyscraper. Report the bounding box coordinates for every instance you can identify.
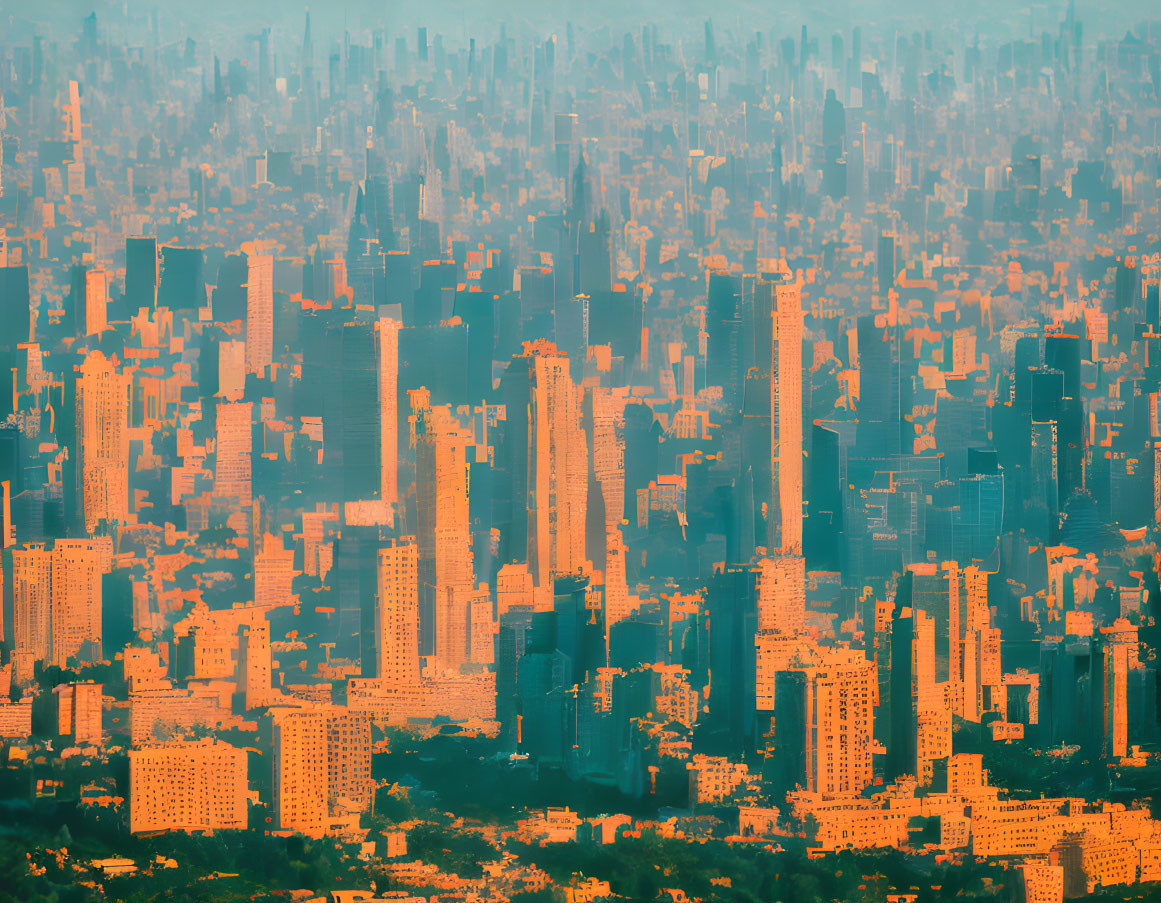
[76,350,130,531]
[770,280,803,554]
[214,401,253,505]
[272,709,328,838]
[378,317,401,513]
[11,544,52,683]
[502,341,588,601]
[244,254,274,376]
[124,237,158,314]
[373,540,419,684]
[414,399,475,671]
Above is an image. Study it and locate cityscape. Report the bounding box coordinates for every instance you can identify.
[3,1,1161,901]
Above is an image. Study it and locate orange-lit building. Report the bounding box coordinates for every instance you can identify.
[129,739,248,833]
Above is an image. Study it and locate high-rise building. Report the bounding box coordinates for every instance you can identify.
[129,740,248,833]
[414,399,475,670]
[244,254,274,375]
[756,553,805,634]
[373,540,419,684]
[76,350,130,531]
[54,681,103,745]
[804,648,875,795]
[272,708,328,837]
[856,313,905,458]
[124,237,158,314]
[0,264,31,350]
[82,268,108,336]
[325,709,372,815]
[377,317,401,513]
[707,563,760,749]
[11,544,52,683]
[254,532,295,606]
[238,619,272,709]
[1097,619,1138,760]
[50,537,111,667]
[214,401,252,505]
[770,280,803,554]
[502,341,588,600]
[588,385,629,626]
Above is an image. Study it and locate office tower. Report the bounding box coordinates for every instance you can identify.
[587,386,629,625]
[467,587,495,665]
[756,553,805,634]
[76,350,130,531]
[11,544,52,683]
[213,401,252,505]
[377,317,401,512]
[0,265,31,349]
[215,339,247,398]
[53,681,102,744]
[331,322,380,500]
[158,246,205,311]
[856,314,904,457]
[770,281,803,553]
[1029,419,1059,541]
[1097,620,1138,760]
[124,237,158,313]
[244,254,274,375]
[0,91,5,198]
[961,566,995,723]
[707,272,742,405]
[238,619,272,708]
[909,561,992,721]
[63,79,83,186]
[501,341,588,599]
[0,422,16,545]
[886,594,917,783]
[768,669,809,797]
[273,709,328,837]
[821,89,846,198]
[373,540,419,684]
[325,709,372,814]
[556,293,589,364]
[706,563,760,749]
[254,532,295,606]
[129,740,248,833]
[71,266,108,336]
[414,400,475,670]
[887,575,945,783]
[805,648,875,795]
[877,232,896,291]
[50,537,110,667]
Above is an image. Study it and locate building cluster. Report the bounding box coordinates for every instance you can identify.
[2,1,1161,899]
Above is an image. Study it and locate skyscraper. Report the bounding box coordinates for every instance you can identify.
[273,709,328,838]
[129,740,248,834]
[50,537,111,667]
[503,341,588,601]
[373,540,419,684]
[244,254,274,376]
[378,317,401,513]
[54,681,103,745]
[76,350,130,531]
[214,401,253,505]
[124,237,158,314]
[756,553,805,635]
[0,264,31,350]
[325,709,372,815]
[11,544,51,683]
[804,648,875,795]
[770,281,803,554]
[414,400,475,671]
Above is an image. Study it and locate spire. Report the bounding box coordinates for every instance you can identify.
[301,8,313,72]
